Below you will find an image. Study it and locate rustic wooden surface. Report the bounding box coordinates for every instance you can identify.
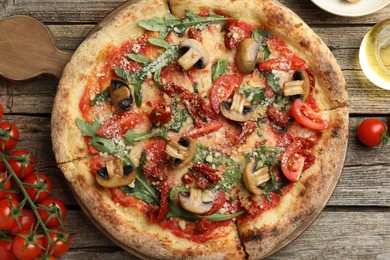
[1,0,390,259]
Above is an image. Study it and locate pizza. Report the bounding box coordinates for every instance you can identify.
[51,0,348,258]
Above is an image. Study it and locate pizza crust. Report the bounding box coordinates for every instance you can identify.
[60,158,246,259]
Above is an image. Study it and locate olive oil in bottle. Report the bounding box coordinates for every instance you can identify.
[359,19,390,90]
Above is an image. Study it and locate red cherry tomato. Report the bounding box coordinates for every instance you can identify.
[0,104,3,121]
[281,142,305,182]
[38,198,67,228]
[9,209,37,234]
[23,173,53,203]
[291,99,328,131]
[0,239,17,260]
[0,172,11,199]
[0,122,20,151]
[12,231,43,260]
[0,198,19,230]
[7,150,36,179]
[210,74,243,114]
[203,190,226,216]
[357,118,389,147]
[43,228,71,257]
[149,102,173,125]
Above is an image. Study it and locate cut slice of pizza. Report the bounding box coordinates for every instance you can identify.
[59,156,246,259]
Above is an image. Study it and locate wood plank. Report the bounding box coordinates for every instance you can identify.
[2,0,390,25]
[59,209,390,259]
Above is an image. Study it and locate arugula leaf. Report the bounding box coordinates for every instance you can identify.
[121,150,159,205]
[211,60,228,82]
[114,45,180,107]
[251,28,272,60]
[167,99,190,132]
[262,72,280,93]
[90,88,111,106]
[139,11,228,39]
[124,128,168,146]
[237,86,265,108]
[148,38,171,49]
[75,118,116,154]
[126,54,151,65]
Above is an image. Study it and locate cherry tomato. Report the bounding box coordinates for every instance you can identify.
[210,74,243,114]
[149,102,172,125]
[0,172,11,199]
[7,150,36,179]
[96,111,140,138]
[224,20,256,49]
[0,238,17,260]
[281,142,305,182]
[38,198,67,228]
[0,122,20,151]
[357,118,389,147]
[43,228,71,257]
[203,190,226,216]
[23,173,53,203]
[1,192,19,202]
[12,231,43,260]
[291,99,329,131]
[0,104,3,121]
[9,209,37,234]
[0,198,19,230]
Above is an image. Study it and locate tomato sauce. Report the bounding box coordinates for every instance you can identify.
[159,218,231,243]
[110,188,152,214]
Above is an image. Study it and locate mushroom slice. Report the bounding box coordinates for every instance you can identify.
[283,70,311,101]
[165,137,197,169]
[221,93,254,122]
[96,158,136,188]
[110,79,133,113]
[178,188,214,215]
[177,39,210,70]
[243,162,271,195]
[236,38,261,74]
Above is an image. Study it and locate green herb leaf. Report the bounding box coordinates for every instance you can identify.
[121,150,159,205]
[251,28,272,60]
[90,88,111,106]
[237,86,265,108]
[211,60,228,82]
[148,38,171,49]
[75,118,116,154]
[262,72,280,93]
[167,99,190,132]
[114,67,129,79]
[124,128,168,146]
[75,118,100,137]
[126,54,151,65]
[139,10,228,39]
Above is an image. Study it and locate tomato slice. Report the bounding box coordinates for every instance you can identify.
[258,55,306,72]
[281,142,305,182]
[291,99,329,131]
[96,111,140,138]
[210,74,244,114]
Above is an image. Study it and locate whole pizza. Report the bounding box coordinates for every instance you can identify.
[51,0,348,258]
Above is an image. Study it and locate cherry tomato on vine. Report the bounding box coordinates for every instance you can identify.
[9,209,37,234]
[7,150,36,179]
[23,173,53,203]
[12,231,43,260]
[0,238,17,260]
[38,198,67,228]
[357,118,390,147]
[291,99,329,131]
[0,122,20,151]
[0,172,11,199]
[43,228,71,257]
[0,198,19,230]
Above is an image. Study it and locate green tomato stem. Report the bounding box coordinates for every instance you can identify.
[0,153,53,247]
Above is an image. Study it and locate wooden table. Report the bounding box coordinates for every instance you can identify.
[1,0,389,259]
